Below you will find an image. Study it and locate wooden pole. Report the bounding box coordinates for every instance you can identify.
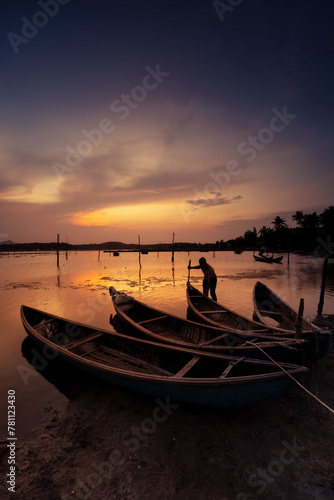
[295,298,304,338]
[56,234,59,268]
[172,232,175,262]
[138,235,141,269]
[187,259,191,283]
[317,257,328,316]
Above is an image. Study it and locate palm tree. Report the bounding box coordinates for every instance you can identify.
[258,226,269,238]
[272,216,288,232]
[292,211,304,227]
[320,206,334,234]
[302,212,320,231]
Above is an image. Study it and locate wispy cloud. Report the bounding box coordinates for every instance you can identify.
[187,193,242,208]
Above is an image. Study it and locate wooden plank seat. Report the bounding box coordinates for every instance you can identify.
[66,332,104,349]
[198,333,231,348]
[84,344,173,376]
[137,315,168,325]
[220,357,246,378]
[256,310,291,316]
[202,310,227,314]
[173,355,200,378]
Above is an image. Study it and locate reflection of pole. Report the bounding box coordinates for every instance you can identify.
[66,236,68,260]
[317,257,328,316]
[98,245,100,261]
[57,234,59,268]
[158,241,161,257]
[172,232,175,262]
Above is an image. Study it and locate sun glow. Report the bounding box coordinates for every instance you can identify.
[70,203,182,229]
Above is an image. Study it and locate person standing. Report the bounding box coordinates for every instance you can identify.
[188,257,217,301]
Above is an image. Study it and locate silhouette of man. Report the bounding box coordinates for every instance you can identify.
[188,257,217,301]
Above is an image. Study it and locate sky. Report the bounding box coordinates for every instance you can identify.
[1,0,334,244]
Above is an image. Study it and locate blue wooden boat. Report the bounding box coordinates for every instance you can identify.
[21,305,308,408]
[110,287,311,364]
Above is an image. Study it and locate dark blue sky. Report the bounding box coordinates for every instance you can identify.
[1,0,334,243]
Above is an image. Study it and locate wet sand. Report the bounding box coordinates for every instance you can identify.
[1,337,334,500]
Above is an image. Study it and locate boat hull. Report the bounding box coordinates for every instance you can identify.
[21,305,308,408]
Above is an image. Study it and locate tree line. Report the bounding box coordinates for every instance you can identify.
[218,205,334,254]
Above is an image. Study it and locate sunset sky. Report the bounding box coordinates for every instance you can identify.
[1,0,333,244]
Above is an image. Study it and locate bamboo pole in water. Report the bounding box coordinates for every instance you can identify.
[317,257,328,316]
[295,298,304,338]
[138,235,141,268]
[171,232,175,262]
[56,234,59,268]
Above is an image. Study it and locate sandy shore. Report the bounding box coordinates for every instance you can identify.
[1,334,334,500]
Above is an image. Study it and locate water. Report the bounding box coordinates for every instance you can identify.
[1,250,333,438]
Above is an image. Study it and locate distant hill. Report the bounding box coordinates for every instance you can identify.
[0,240,16,245]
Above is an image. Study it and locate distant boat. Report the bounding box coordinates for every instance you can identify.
[110,287,311,363]
[234,249,243,254]
[141,250,148,254]
[113,251,120,257]
[253,255,283,264]
[20,305,308,408]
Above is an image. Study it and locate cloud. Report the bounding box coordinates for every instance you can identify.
[187,194,242,208]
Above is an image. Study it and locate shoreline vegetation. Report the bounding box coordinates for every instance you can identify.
[1,207,333,256]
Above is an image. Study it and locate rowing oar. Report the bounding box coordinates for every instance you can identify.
[187,259,191,284]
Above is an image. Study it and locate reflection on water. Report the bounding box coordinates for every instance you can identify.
[21,337,90,400]
[0,250,333,438]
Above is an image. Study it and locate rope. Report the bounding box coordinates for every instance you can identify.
[246,341,334,415]
[215,422,249,484]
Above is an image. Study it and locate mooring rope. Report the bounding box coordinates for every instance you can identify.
[246,341,334,415]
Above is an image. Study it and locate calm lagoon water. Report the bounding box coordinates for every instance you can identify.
[1,250,333,438]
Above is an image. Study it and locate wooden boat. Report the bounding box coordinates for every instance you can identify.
[253,281,332,356]
[253,281,319,332]
[253,255,283,264]
[110,287,312,364]
[20,305,308,408]
[186,283,289,334]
